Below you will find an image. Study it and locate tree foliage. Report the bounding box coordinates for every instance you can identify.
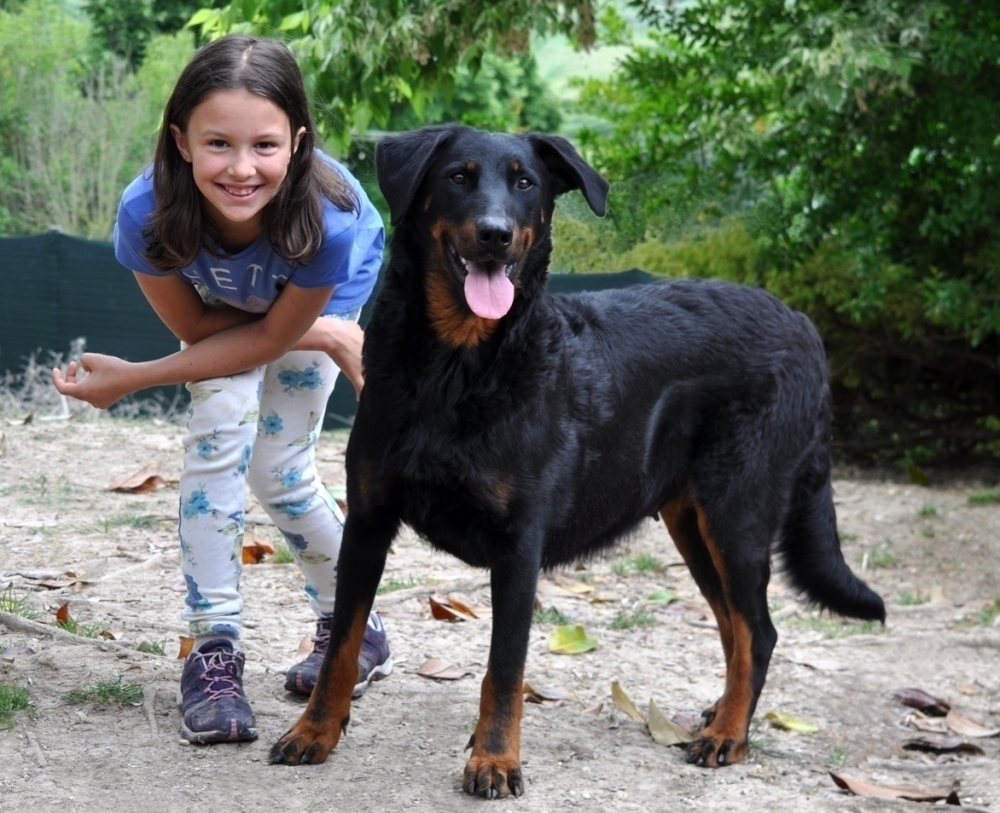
[575,0,1000,465]
[191,0,594,150]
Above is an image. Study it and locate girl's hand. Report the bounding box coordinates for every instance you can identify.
[51,353,136,410]
[297,317,365,398]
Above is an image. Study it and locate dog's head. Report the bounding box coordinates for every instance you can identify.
[376,126,608,335]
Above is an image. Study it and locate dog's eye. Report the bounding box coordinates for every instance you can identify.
[450,172,467,185]
[516,177,533,190]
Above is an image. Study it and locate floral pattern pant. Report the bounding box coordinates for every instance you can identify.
[178,315,355,639]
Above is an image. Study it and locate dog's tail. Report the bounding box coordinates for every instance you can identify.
[777,445,886,623]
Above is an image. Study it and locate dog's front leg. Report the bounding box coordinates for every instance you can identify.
[463,544,541,798]
[270,507,398,765]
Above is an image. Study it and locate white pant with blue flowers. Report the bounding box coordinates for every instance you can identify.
[178,333,349,639]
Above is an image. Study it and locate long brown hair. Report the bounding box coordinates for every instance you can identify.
[144,34,357,272]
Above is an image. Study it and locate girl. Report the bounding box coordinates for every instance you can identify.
[51,34,391,745]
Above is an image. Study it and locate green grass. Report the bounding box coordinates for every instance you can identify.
[612,553,666,576]
[63,675,143,706]
[609,609,659,630]
[977,599,1000,627]
[968,487,1000,506]
[133,640,166,656]
[56,618,104,638]
[864,542,897,569]
[917,503,938,518]
[921,526,936,538]
[0,682,31,728]
[826,746,849,771]
[0,586,39,619]
[272,544,296,564]
[895,590,930,606]
[533,606,570,626]
[93,511,160,533]
[376,575,424,595]
[793,617,886,638]
[838,529,858,541]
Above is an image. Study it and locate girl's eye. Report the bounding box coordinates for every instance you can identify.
[257,141,277,150]
[450,172,467,185]
[208,140,228,148]
[516,177,533,190]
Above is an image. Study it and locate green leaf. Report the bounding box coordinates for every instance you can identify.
[764,711,820,733]
[647,588,679,603]
[548,624,598,654]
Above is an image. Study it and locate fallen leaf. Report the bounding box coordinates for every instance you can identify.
[428,593,490,622]
[582,703,604,716]
[1,646,36,663]
[902,735,985,756]
[829,772,961,804]
[242,534,275,564]
[416,658,471,681]
[610,681,645,723]
[55,602,72,624]
[647,699,693,746]
[902,710,951,734]
[177,636,194,659]
[548,625,598,655]
[765,711,820,733]
[892,688,951,717]
[523,682,575,706]
[296,635,314,657]
[787,652,847,671]
[107,462,167,494]
[672,710,704,732]
[945,708,1000,738]
[647,588,679,604]
[537,580,581,600]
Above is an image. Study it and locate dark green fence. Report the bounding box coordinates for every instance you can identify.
[0,231,655,426]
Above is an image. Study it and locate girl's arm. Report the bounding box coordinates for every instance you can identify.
[135,272,365,394]
[51,279,334,409]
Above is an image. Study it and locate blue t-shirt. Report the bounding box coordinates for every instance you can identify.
[113,153,383,315]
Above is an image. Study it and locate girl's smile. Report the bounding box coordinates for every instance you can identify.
[171,88,305,251]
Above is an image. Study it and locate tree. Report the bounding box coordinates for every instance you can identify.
[191,0,594,150]
[575,0,1000,465]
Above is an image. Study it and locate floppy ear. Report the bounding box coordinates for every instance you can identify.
[528,134,610,217]
[376,126,455,227]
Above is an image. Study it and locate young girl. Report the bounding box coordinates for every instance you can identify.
[51,34,391,745]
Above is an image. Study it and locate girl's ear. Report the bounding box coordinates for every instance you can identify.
[170,124,191,162]
[292,126,306,155]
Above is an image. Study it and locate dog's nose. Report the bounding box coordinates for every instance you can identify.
[477,219,513,252]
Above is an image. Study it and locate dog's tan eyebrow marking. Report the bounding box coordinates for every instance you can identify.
[510,160,523,172]
[423,195,434,212]
[464,160,477,172]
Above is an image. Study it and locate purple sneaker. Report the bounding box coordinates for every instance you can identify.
[178,638,258,744]
[285,611,393,699]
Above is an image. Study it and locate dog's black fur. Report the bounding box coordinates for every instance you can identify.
[269,125,885,798]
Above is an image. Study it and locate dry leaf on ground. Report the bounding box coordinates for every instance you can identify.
[829,772,961,804]
[945,708,1000,738]
[415,658,472,681]
[901,735,985,756]
[610,681,645,723]
[107,462,167,493]
[892,687,952,716]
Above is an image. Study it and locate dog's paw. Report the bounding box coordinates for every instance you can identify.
[685,733,748,768]
[462,755,524,799]
[268,719,344,766]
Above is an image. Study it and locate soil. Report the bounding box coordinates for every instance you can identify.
[1,417,998,813]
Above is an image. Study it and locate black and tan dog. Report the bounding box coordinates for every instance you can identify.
[269,125,885,797]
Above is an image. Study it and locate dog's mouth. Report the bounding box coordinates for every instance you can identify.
[447,242,517,320]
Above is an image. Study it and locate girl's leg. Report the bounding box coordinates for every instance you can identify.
[247,350,342,616]
[179,369,265,639]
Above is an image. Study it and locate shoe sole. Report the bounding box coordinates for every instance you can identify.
[353,656,394,699]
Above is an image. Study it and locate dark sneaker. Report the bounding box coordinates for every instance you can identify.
[285,611,393,699]
[178,638,258,744]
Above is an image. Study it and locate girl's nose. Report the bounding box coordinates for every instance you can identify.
[229,151,256,179]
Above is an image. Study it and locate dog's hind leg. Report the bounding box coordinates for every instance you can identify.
[269,506,399,765]
[660,494,777,767]
[462,541,542,798]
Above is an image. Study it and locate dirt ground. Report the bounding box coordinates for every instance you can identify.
[1,417,998,813]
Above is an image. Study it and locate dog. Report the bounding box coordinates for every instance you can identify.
[268,125,885,798]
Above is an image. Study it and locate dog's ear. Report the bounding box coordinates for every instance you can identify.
[376,127,455,226]
[528,134,610,217]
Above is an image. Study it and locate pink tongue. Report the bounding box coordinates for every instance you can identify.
[464,262,514,319]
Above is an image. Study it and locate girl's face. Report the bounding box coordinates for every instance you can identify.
[170,88,306,249]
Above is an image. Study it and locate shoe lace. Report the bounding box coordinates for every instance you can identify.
[311,621,331,657]
[198,650,244,701]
